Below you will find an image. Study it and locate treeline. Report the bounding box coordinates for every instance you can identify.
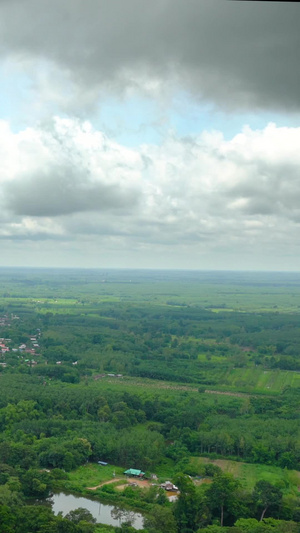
[0,376,300,471]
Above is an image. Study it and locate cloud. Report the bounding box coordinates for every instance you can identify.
[5,166,139,217]
[0,118,142,217]
[1,118,300,269]
[0,0,299,112]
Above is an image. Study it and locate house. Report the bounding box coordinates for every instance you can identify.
[124,469,145,477]
[160,481,179,491]
[25,360,37,366]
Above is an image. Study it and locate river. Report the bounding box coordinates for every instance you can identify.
[49,491,144,529]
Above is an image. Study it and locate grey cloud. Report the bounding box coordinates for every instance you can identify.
[0,0,299,111]
[242,199,277,217]
[0,233,69,241]
[4,165,139,217]
[63,213,137,237]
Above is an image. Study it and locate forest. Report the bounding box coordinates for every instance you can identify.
[0,268,300,533]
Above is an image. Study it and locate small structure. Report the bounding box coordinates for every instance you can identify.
[98,461,108,466]
[124,469,145,478]
[161,481,179,491]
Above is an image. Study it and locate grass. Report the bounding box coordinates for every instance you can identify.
[191,457,300,499]
[91,368,300,396]
[63,463,125,493]
[153,458,176,481]
[215,367,300,394]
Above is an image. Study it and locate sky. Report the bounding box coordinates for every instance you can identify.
[0,0,300,271]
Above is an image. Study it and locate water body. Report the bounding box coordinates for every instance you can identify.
[50,492,144,529]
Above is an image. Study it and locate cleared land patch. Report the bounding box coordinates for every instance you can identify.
[191,457,300,498]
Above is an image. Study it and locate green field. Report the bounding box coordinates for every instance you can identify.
[62,463,126,493]
[190,457,300,499]
[208,367,300,394]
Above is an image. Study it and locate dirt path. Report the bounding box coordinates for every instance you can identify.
[115,478,151,491]
[87,477,123,490]
[87,477,151,491]
[205,389,252,398]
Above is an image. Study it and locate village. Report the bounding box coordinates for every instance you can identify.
[0,313,41,369]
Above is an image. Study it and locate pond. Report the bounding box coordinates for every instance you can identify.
[49,491,144,529]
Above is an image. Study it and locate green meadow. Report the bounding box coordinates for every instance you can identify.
[191,457,300,499]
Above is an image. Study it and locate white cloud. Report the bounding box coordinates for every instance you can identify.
[0,118,300,268]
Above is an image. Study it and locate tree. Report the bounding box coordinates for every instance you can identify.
[14,505,55,533]
[143,507,177,533]
[253,481,283,521]
[173,474,207,533]
[0,504,15,533]
[206,473,240,527]
[234,518,261,532]
[65,508,96,525]
[21,469,52,498]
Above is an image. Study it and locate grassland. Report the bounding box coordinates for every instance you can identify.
[207,367,300,394]
[62,463,126,494]
[190,457,300,499]
[91,370,300,396]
